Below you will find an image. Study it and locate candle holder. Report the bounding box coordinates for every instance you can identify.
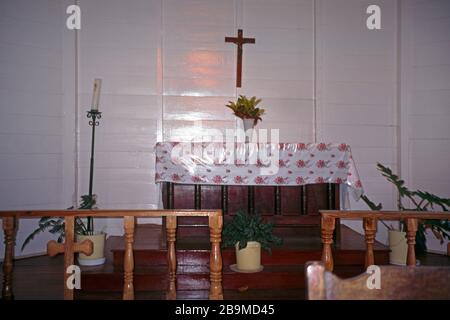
[85,109,102,233]
[87,109,102,127]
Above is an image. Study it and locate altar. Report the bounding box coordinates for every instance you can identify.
[155,142,363,236]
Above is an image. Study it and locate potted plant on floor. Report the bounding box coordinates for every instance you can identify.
[226,95,266,134]
[222,210,282,272]
[75,195,106,266]
[22,194,106,266]
[361,163,450,265]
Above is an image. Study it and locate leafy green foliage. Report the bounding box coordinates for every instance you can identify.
[361,194,382,211]
[222,210,282,254]
[226,95,266,124]
[78,194,96,209]
[21,194,96,251]
[361,163,450,253]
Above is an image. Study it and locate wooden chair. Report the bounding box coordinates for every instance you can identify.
[306,261,450,300]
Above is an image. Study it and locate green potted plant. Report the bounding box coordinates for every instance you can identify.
[223,210,282,272]
[226,95,266,133]
[361,163,450,265]
[22,194,106,266]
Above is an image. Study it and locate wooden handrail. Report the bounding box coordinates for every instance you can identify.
[320,210,450,220]
[1,209,223,300]
[0,209,220,218]
[320,210,450,272]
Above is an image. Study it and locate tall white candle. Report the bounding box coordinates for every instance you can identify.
[91,78,102,111]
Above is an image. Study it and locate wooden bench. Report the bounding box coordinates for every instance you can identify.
[306,261,450,300]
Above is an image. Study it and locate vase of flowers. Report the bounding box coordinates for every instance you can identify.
[226,95,266,142]
[242,118,255,133]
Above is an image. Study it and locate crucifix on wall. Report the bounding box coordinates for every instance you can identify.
[225,29,255,87]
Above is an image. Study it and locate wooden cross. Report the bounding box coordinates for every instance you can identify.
[225,29,255,87]
[46,216,93,300]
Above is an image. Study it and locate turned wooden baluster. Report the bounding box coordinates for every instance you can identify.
[406,218,418,266]
[321,215,335,272]
[123,216,135,300]
[166,216,177,300]
[363,217,377,268]
[2,216,16,300]
[208,214,223,300]
[47,216,93,300]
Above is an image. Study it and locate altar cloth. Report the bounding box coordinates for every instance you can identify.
[155,142,363,199]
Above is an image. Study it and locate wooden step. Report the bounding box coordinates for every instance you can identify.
[175,220,322,239]
[80,224,389,296]
[80,264,367,292]
[112,246,388,268]
[110,224,389,267]
[76,288,307,300]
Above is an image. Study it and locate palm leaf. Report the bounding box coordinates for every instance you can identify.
[21,218,62,251]
[22,195,94,250]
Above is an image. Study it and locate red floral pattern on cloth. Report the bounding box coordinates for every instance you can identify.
[171,173,182,182]
[335,177,344,184]
[316,160,327,168]
[254,176,268,184]
[338,143,349,152]
[336,160,348,169]
[317,143,328,151]
[212,175,225,184]
[274,176,288,184]
[234,176,245,184]
[191,175,203,183]
[296,176,306,184]
[155,142,364,198]
[296,160,307,168]
[315,177,325,183]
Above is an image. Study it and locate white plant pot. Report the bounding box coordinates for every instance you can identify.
[242,118,256,142]
[235,241,262,272]
[76,232,106,266]
[242,118,255,132]
[388,230,407,266]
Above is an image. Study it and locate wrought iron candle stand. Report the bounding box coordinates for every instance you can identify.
[86,109,102,233]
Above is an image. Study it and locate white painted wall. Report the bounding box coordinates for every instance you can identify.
[239,0,315,142]
[162,0,236,141]
[316,0,399,244]
[0,0,68,259]
[76,0,164,235]
[162,0,315,142]
[400,0,450,253]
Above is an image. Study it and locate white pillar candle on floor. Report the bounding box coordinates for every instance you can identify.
[91,78,102,111]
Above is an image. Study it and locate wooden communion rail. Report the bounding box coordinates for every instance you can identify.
[320,210,450,271]
[1,209,223,300]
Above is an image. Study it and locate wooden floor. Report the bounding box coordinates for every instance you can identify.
[1,224,449,300]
